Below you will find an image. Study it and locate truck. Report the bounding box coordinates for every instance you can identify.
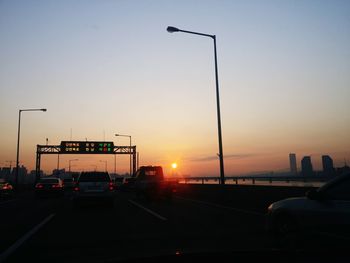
[133,166,177,201]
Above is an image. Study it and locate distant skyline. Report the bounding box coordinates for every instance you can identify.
[1,0,349,176]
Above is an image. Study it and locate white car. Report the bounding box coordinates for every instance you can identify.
[266,173,350,248]
[73,171,115,207]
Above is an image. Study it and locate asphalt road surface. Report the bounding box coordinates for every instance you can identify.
[0,188,348,263]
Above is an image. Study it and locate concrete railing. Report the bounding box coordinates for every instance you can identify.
[177,175,332,187]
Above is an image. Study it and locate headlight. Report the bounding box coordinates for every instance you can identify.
[267,203,274,212]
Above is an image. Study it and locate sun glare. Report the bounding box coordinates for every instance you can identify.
[171,163,177,169]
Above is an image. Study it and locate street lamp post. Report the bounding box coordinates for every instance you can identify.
[115,134,132,176]
[100,160,107,172]
[167,26,225,185]
[69,159,78,173]
[15,108,47,187]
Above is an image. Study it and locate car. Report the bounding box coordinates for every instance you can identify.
[0,179,14,199]
[113,177,124,187]
[73,171,115,207]
[62,178,76,190]
[266,173,350,249]
[133,166,177,201]
[35,177,64,198]
[119,177,136,191]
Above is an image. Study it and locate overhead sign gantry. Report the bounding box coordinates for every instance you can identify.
[36,141,136,182]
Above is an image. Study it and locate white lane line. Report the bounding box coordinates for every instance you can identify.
[0,199,17,206]
[0,213,55,263]
[175,196,264,216]
[128,199,167,221]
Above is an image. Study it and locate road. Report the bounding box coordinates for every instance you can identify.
[0,189,271,263]
[1,185,348,263]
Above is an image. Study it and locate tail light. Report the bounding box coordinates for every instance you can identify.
[109,182,115,191]
[35,184,44,189]
[2,184,13,190]
[35,183,44,189]
[73,184,80,192]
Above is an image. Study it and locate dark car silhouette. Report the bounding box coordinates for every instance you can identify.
[35,177,64,198]
[266,173,350,248]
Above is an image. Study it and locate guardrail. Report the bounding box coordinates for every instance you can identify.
[177,176,332,187]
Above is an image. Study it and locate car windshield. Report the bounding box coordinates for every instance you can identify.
[137,167,164,180]
[320,174,350,200]
[1,1,349,262]
[63,179,73,182]
[78,172,110,182]
[39,179,59,184]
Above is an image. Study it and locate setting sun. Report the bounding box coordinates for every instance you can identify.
[171,163,177,169]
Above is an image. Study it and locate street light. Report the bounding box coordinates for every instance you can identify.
[69,159,78,173]
[15,108,47,187]
[115,134,132,176]
[167,26,225,185]
[100,160,107,172]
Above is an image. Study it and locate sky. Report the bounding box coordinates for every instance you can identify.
[0,0,349,176]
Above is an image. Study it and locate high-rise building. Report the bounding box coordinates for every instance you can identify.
[301,156,313,176]
[0,167,12,181]
[289,153,297,174]
[322,155,334,175]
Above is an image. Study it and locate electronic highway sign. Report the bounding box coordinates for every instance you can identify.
[60,141,114,154]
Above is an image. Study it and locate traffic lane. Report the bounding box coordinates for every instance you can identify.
[6,191,272,262]
[121,193,271,252]
[118,193,350,254]
[0,192,64,252]
[6,193,174,263]
[175,184,311,213]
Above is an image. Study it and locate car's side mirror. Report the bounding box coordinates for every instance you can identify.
[306,189,326,200]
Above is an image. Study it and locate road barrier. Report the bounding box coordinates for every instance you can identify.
[178,175,332,187]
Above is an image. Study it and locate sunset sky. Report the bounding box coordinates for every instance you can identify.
[0,0,349,176]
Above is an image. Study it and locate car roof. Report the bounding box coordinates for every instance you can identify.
[39,177,60,181]
[140,166,162,169]
[80,171,109,175]
[318,172,350,192]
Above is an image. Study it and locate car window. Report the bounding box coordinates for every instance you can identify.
[114,178,123,182]
[39,179,59,184]
[137,167,164,180]
[325,177,350,201]
[78,172,110,182]
[63,179,73,182]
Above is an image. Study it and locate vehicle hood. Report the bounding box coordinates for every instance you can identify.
[268,197,319,212]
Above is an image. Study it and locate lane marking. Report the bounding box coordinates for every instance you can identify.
[175,196,264,216]
[128,199,167,221]
[0,213,55,262]
[0,199,17,206]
